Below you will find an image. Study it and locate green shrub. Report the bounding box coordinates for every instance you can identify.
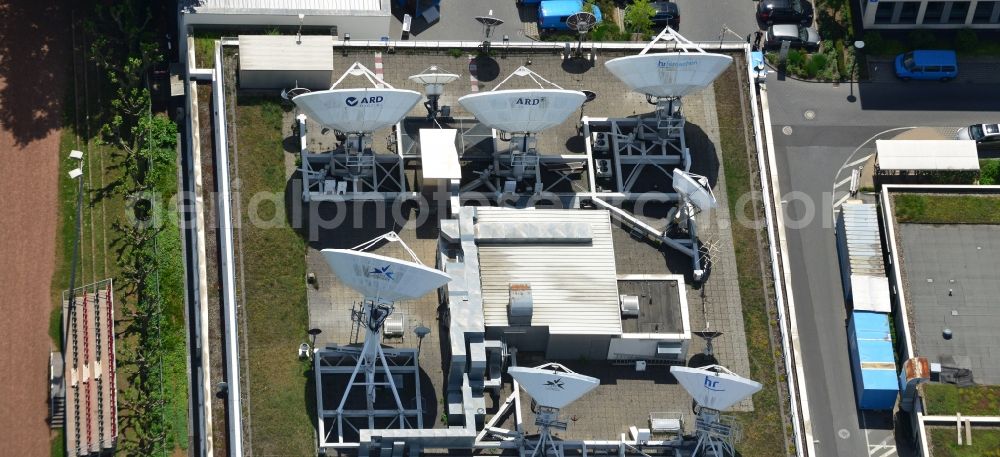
[835,40,847,80]
[448,48,463,58]
[591,21,627,41]
[908,29,939,49]
[624,0,655,34]
[955,29,979,54]
[805,54,828,79]
[786,49,806,68]
[981,160,1000,185]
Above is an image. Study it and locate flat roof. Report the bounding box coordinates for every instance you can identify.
[618,278,685,334]
[239,35,334,71]
[477,208,623,335]
[192,0,386,14]
[898,223,1000,384]
[875,140,980,171]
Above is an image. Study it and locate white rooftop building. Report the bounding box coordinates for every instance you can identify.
[180,0,392,40]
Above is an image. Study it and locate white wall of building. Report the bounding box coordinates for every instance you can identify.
[862,0,1000,29]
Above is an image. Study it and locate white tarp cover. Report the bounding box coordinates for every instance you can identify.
[875,140,980,171]
[419,129,462,180]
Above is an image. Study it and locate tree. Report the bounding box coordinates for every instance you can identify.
[624,0,656,35]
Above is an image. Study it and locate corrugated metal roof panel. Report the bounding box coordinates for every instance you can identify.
[477,208,622,335]
[840,203,886,277]
[851,275,891,313]
[195,0,385,13]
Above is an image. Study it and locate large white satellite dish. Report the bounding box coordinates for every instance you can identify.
[670,365,762,411]
[673,169,717,212]
[320,249,451,302]
[508,366,600,409]
[605,53,732,98]
[458,89,586,133]
[292,88,422,133]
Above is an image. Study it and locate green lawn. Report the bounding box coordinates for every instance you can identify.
[235,98,313,456]
[924,383,1000,416]
[894,194,1000,224]
[930,427,1000,457]
[715,64,791,456]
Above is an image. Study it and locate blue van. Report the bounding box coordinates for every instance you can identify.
[894,50,958,81]
[538,0,603,31]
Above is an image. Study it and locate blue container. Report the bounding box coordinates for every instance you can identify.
[538,0,603,31]
[847,311,899,411]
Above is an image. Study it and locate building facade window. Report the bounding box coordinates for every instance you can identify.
[875,1,897,23]
[899,1,921,22]
[923,1,946,22]
[948,1,970,23]
[972,1,998,22]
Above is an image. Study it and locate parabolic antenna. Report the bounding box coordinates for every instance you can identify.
[673,169,717,212]
[670,365,762,411]
[508,366,600,409]
[458,89,586,133]
[475,15,505,35]
[567,11,598,32]
[408,67,460,96]
[605,53,733,98]
[292,88,422,133]
[320,249,451,302]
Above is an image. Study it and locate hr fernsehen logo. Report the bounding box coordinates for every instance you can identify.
[703,376,724,392]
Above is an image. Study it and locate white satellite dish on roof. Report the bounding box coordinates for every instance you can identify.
[605,53,732,98]
[292,88,422,133]
[458,89,586,133]
[410,66,460,119]
[508,366,600,409]
[670,365,762,411]
[672,169,717,212]
[321,249,451,303]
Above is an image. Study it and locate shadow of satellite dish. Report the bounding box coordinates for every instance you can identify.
[471,55,501,82]
[687,353,718,368]
[560,57,593,75]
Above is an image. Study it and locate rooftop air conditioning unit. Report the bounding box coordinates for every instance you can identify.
[596,159,613,178]
[620,294,640,317]
[593,132,610,152]
[508,282,533,326]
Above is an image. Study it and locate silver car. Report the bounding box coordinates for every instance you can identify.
[764,24,820,52]
[956,123,1000,148]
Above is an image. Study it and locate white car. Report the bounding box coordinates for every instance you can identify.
[956,123,1000,148]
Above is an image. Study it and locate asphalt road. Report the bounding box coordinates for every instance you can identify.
[765,74,1000,457]
[391,0,762,44]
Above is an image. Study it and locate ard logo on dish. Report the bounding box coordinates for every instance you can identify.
[514,97,545,106]
[345,96,385,107]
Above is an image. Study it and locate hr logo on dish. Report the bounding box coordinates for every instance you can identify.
[703,376,724,391]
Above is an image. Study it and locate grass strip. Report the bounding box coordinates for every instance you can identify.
[923,383,1000,416]
[894,194,1000,224]
[234,98,313,456]
[929,427,1000,457]
[715,65,790,456]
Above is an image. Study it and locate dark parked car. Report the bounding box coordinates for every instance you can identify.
[956,124,1000,148]
[651,1,680,31]
[756,0,814,26]
[763,24,820,51]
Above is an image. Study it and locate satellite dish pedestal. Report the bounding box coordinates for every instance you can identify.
[509,363,600,457]
[318,232,452,442]
[667,169,717,281]
[670,364,762,457]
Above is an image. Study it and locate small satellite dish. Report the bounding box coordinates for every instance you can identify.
[670,365,762,411]
[508,366,600,409]
[292,88,422,133]
[475,15,505,38]
[458,89,586,133]
[566,11,597,32]
[320,249,451,302]
[605,53,733,98]
[673,169,717,212]
[409,67,460,96]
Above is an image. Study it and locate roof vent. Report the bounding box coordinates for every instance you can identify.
[508,282,533,326]
[620,294,640,317]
